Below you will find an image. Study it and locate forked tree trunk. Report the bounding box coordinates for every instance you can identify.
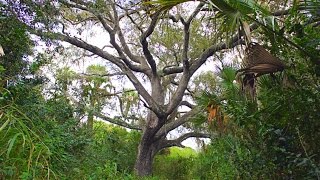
[134,76,164,176]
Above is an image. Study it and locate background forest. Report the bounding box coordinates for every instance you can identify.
[0,0,319,179]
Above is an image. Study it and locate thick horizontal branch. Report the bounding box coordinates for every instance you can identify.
[160,132,213,149]
[177,132,212,142]
[95,113,142,131]
[179,101,195,109]
[190,23,256,74]
[162,66,183,75]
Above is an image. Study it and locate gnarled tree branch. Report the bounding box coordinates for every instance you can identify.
[160,132,214,149]
[181,3,204,70]
[95,113,142,130]
[140,11,161,74]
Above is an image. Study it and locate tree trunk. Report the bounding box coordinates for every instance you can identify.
[134,124,161,176]
[134,140,156,176]
[134,75,164,176]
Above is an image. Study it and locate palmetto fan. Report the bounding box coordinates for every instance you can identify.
[237,42,286,98]
[238,42,286,77]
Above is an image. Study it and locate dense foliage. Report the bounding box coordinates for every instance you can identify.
[1,0,319,179]
[0,83,141,179]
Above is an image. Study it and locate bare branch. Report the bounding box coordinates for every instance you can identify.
[166,72,191,114]
[180,101,195,109]
[126,13,144,33]
[160,132,214,149]
[167,14,180,22]
[95,12,146,73]
[140,12,161,74]
[113,5,148,66]
[190,25,254,74]
[181,21,190,70]
[162,66,183,75]
[177,132,213,142]
[181,3,204,71]
[116,2,144,20]
[95,113,142,130]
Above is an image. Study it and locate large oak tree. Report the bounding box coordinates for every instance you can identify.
[5,0,319,176]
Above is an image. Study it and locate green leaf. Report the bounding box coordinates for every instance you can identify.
[7,132,23,158]
[0,117,10,132]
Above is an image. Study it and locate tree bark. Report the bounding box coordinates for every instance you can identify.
[134,75,164,176]
[134,132,159,176]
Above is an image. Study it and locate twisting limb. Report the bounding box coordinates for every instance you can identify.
[159,132,214,149]
[140,11,162,74]
[95,14,145,72]
[165,3,206,115]
[162,66,183,75]
[95,113,142,130]
[181,3,205,70]
[111,2,144,65]
[179,101,195,109]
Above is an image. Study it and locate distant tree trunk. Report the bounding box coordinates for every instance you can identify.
[87,90,96,130]
[87,111,94,130]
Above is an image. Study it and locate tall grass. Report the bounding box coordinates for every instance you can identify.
[0,104,54,179]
